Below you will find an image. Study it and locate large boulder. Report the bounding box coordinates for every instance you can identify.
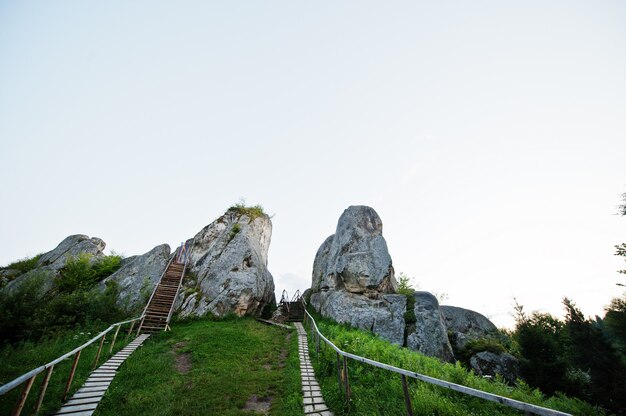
[176,209,275,318]
[37,234,106,271]
[4,234,106,293]
[100,244,171,311]
[311,290,406,345]
[317,206,396,294]
[310,206,406,349]
[407,292,455,361]
[441,305,499,350]
[469,351,520,385]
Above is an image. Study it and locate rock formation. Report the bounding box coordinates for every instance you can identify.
[37,235,106,271]
[309,206,521,372]
[4,234,107,293]
[469,351,520,384]
[407,292,454,361]
[176,208,275,318]
[99,244,171,311]
[441,305,499,350]
[310,206,454,359]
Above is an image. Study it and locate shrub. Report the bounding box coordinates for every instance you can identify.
[0,253,42,277]
[227,201,265,220]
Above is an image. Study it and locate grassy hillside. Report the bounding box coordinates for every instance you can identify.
[0,327,135,416]
[95,317,301,416]
[307,311,602,416]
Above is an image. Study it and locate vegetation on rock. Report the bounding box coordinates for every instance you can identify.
[227,201,266,220]
[0,254,126,345]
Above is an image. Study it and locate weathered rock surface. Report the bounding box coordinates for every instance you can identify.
[316,206,396,294]
[310,206,408,347]
[441,305,499,350]
[100,244,171,311]
[469,351,520,384]
[4,234,107,293]
[312,290,406,345]
[37,234,106,271]
[176,209,275,318]
[407,292,455,361]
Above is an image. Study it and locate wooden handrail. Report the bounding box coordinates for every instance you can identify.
[0,315,144,416]
[303,307,572,416]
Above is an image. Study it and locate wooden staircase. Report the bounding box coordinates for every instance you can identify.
[138,260,186,333]
[286,301,304,322]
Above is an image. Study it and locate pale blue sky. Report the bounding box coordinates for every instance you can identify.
[1,1,625,327]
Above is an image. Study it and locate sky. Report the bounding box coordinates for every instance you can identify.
[1,1,625,328]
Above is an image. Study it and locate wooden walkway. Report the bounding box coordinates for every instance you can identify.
[54,334,150,416]
[295,323,333,416]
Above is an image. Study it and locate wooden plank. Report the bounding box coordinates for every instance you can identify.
[56,401,99,413]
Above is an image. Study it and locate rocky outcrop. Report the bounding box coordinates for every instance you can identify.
[441,305,499,350]
[176,209,275,318]
[100,244,171,311]
[469,351,519,384]
[309,206,508,364]
[310,206,453,358]
[313,206,396,294]
[407,292,454,361]
[4,234,107,293]
[37,234,106,271]
[312,290,407,345]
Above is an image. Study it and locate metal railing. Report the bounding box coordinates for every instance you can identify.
[0,315,144,416]
[302,308,571,416]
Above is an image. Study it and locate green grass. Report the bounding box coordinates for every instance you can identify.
[0,325,135,416]
[228,202,266,221]
[95,317,301,416]
[0,253,42,278]
[306,311,602,416]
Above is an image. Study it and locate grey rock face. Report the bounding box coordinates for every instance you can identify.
[311,290,406,345]
[407,292,455,362]
[322,206,397,294]
[441,305,499,350]
[469,351,520,384]
[177,210,275,318]
[37,234,106,271]
[4,234,107,293]
[100,244,171,311]
[310,206,406,348]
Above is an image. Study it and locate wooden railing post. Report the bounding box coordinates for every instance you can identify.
[93,334,106,370]
[62,350,81,402]
[343,356,351,403]
[336,353,343,397]
[126,321,135,343]
[11,374,36,416]
[109,326,121,355]
[33,365,54,414]
[401,375,413,416]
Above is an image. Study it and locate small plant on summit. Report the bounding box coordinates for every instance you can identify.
[228,200,266,220]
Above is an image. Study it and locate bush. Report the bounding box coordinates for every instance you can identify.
[227,202,265,220]
[0,253,42,277]
[0,254,125,346]
[57,254,122,293]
